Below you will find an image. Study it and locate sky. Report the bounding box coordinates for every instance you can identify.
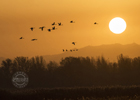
[0,0,140,58]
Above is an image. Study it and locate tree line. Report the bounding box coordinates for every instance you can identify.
[0,54,140,88]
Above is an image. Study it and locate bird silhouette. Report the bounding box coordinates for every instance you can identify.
[70,20,75,23]
[76,49,78,51]
[70,50,72,52]
[52,26,57,30]
[66,49,68,51]
[62,49,65,52]
[52,22,56,25]
[31,39,37,41]
[94,22,98,24]
[19,37,24,39]
[72,42,76,45]
[48,29,51,32]
[39,26,45,31]
[58,23,62,26]
[30,27,34,31]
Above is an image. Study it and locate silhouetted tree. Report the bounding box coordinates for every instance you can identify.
[117,54,132,71]
[1,58,12,77]
[1,54,140,88]
[47,61,58,72]
[12,57,30,73]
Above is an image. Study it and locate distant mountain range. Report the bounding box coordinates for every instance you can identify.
[43,43,140,63]
[1,43,140,64]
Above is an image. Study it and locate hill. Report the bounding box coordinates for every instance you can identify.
[43,43,140,63]
[1,43,140,64]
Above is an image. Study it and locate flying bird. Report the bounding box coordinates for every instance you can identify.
[94,22,98,24]
[30,27,34,31]
[48,29,51,32]
[19,37,24,39]
[52,22,56,25]
[62,49,65,52]
[72,42,76,45]
[66,49,68,51]
[76,49,78,51]
[58,23,62,26]
[31,39,37,41]
[70,50,72,52]
[39,26,45,31]
[70,20,75,23]
[52,26,56,30]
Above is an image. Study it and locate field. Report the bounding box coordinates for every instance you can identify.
[1,86,140,100]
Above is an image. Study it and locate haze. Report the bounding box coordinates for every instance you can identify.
[0,0,140,58]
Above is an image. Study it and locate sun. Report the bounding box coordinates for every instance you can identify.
[109,17,127,34]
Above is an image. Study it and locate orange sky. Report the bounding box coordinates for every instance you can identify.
[0,0,140,58]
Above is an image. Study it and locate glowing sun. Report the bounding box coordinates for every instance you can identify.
[109,17,127,34]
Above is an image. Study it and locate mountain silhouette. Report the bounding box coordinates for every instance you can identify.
[0,43,140,64]
[42,43,140,63]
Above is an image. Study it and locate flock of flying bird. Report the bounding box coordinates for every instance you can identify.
[63,42,78,52]
[19,20,98,52]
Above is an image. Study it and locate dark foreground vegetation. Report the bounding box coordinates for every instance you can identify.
[0,54,140,88]
[1,86,140,100]
[1,54,140,99]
